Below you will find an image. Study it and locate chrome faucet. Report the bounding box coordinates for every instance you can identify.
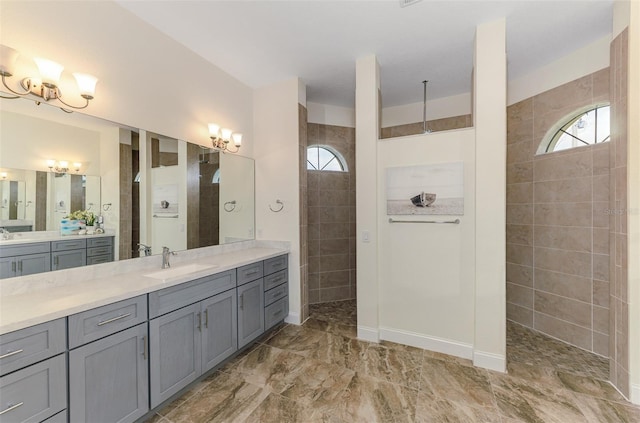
[162,246,177,269]
[0,228,11,240]
[138,243,152,256]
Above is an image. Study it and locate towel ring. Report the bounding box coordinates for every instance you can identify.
[102,203,112,211]
[269,199,284,213]
[224,200,236,212]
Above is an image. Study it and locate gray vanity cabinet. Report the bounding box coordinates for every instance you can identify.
[69,323,149,423]
[237,278,265,348]
[149,303,202,408]
[0,242,51,278]
[201,289,238,372]
[51,239,87,271]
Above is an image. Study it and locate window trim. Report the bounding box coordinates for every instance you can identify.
[536,103,610,155]
[306,144,348,172]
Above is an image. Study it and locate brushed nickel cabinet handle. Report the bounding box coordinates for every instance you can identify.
[197,312,201,331]
[97,313,131,326]
[204,309,209,328]
[142,336,148,360]
[0,402,24,416]
[240,294,244,310]
[0,349,23,359]
[17,261,22,272]
[11,262,16,272]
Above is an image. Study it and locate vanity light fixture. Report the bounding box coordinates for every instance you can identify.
[47,160,81,174]
[0,172,7,180]
[0,45,98,113]
[209,123,242,153]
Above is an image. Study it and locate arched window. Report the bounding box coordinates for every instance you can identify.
[538,104,610,154]
[306,145,348,172]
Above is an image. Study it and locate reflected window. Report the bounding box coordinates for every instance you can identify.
[212,169,221,184]
[306,145,347,172]
[540,104,610,154]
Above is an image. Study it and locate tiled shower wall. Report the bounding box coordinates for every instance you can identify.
[380,114,472,138]
[307,123,356,304]
[609,28,629,398]
[506,68,611,356]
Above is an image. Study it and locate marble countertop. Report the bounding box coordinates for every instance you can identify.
[0,243,288,335]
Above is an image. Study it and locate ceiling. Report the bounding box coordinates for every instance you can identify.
[84,1,616,108]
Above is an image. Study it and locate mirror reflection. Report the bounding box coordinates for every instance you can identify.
[0,98,255,265]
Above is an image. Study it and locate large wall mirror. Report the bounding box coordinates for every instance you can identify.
[0,97,255,263]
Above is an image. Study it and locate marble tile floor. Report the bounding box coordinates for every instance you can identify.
[145,300,639,422]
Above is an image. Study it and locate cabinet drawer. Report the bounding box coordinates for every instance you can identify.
[42,409,67,422]
[237,262,263,285]
[87,237,113,248]
[0,319,66,377]
[149,270,236,319]
[264,255,288,276]
[264,269,287,291]
[68,296,147,349]
[0,354,66,423]
[264,283,288,307]
[87,246,112,257]
[51,239,87,252]
[264,297,288,330]
[86,254,113,265]
[0,242,49,258]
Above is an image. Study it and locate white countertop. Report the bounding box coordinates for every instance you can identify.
[0,230,114,246]
[0,242,288,335]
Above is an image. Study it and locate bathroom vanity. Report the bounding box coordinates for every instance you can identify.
[0,244,289,423]
[0,234,115,278]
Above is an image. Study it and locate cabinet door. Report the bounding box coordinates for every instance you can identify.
[51,249,86,271]
[0,257,16,278]
[69,323,149,423]
[18,252,51,276]
[237,279,264,348]
[201,290,237,372]
[149,303,202,408]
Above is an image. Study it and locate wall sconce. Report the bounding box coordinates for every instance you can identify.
[0,172,7,180]
[0,45,98,113]
[47,160,81,174]
[208,123,242,153]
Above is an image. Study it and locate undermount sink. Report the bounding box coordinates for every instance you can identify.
[144,263,218,281]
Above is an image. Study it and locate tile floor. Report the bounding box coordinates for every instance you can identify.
[145,300,640,422]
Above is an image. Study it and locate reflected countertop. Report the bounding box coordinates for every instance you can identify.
[0,230,115,246]
[0,240,289,335]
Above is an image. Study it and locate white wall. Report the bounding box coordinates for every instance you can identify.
[473,19,507,372]
[0,1,253,153]
[381,93,472,127]
[253,78,302,324]
[355,55,381,342]
[508,35,610,105]
[377,129,476,356]
[0,110,101,174]
[219,153,255,243]
[307,102,356,128]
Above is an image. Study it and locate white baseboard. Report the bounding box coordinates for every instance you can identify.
[357,325,380,343]
[379,327,473,360]
[473,350,506,373]
[285,312,300,325]
[631,383,640,405]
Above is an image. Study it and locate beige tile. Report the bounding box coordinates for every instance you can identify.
[593,253,609,282]
[534,247,592,278]
[506,182,533,204]
[593,228,609,255]
[506,263,533,287]
[593,306,609,334]
[508,98,533,122]
[533,149,592,182]
[592,174,610,202]
[534,225,592,252]
[535,268,592,303]
[507,282,533,308]
[507,161,533,183]
[533,74,592,114]
[592,280,610,308]
[534,202,592,227]
[534,178,592,203]
[507,140,532,164]
[319,254,350,272]
[534,312,592,351]
[506,204,533,225]
[593,332,609,357]
[320,286,352,302]
[591,144,610,176]
[507,117,533,144]
[319,270,350,288]
[507,302,533,327]
[535,291,592,328]
[593,202,610,228]
[506,224,533,246]
[318,239,350,256]
[507,243,533,267]
[591,67,610,99]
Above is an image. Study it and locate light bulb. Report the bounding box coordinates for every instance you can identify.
[208,123,220,137]
[73,73,98,99]
[34,58,64,88]
[0,45,19,77]
[232,133,242,147]
[221,128,232,142]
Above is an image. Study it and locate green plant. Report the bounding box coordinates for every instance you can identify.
[66,210,96,226]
